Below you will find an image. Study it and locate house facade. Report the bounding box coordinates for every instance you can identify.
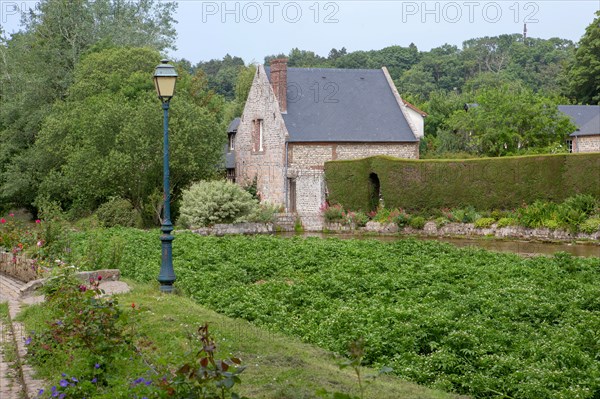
[231,59,424,229]
[559,105,600,153]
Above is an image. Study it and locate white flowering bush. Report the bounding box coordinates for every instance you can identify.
[178,180,258,228]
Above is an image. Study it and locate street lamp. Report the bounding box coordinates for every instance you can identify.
[154,59,178,293]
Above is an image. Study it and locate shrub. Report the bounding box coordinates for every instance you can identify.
[246,202,281,223]
[347,211,369,227]
[561,194,598,216]
[496,217,517,228]
[395,211,411,227]
[542,219,560,230]
[490,209,506,220]
[518,201,558,228]
[321,203,346,222]
[556,205,587,232]
[579,217,600,234]
[96,198,140,228]
[434,217,449,228]
[178,180,258,228]
[409,216,426,229]
[474,217,495,228]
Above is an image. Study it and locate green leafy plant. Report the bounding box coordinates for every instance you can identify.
[96,197,141,228]
[474,217,495,228]
[408,216,426,229]
[174,323,248,399]
[496,217,517,228]
[347,211,369,227]
[321,203,346,223]
[579,217,600,234]
[179,180,258,228]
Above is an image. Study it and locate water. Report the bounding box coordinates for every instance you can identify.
[276,232,600,258]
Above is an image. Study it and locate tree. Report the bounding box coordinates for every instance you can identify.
[447,84,576,156]
[0,0,177,210]
[11,47,224,222]
[568,11,600,104]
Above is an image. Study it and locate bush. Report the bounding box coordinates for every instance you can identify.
[96,198,140,228]
[178,180,258,228]
[395,211,412,227]
[246,202,281,223]
[496,217,517,228]
[518,201,558,228]
[325,154,600,212]
[434,217,449,228]
[347,211,369,227]
[579,217,600,234]
[409,216,426,229]
[321,204,346,222]
[556,205,587,232]
[542,219,560,230]
[474,217,495,228]
[561,194,598,216]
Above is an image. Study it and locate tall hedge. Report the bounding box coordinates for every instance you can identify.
[324,153,600,211]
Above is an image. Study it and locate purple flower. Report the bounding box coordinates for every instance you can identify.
[71,377,78,383]
[61,373,66,377]
[145,380,152,386]
[37,388,44,397]
[24,337,31,345]
[59,394,65,399]
[51,386,57,392]
[91,377,97,383]
[94,363,100,369]
[59,379,68,388]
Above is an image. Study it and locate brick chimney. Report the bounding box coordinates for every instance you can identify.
[270,58,287,113]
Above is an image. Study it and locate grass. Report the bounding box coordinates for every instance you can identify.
[18,281,464,399]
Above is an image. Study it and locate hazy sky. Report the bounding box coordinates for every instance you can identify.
[1,1,598,64]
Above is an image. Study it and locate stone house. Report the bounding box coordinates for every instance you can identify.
[229,59,425,229]
[559,105,600,153]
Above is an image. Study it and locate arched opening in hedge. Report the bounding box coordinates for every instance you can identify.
[369,172,381,212]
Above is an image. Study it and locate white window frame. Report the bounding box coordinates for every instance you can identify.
[259,119,264,151]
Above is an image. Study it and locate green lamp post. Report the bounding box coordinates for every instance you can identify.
[153,59,178,293]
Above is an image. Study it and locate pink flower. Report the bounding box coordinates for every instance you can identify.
[9,213,14,217]
[37,240,44,247]
[0,218,5,224]
[35,219,41,224]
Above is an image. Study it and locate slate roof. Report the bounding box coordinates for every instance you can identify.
[225,117,240,168]
[266,67,418,142]
[558,105,600,137]
[227,117,240,133]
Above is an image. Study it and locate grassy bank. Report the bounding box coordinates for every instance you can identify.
[18,282,459,399]
[60,228,600,399]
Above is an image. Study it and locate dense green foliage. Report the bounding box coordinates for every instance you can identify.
[568,11,600,104]
[325,154,600,212]
[0,0,178,213]
[179,180,258,227]
[65,228,600,398]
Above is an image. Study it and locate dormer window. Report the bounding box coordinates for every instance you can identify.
[228,133,235,152]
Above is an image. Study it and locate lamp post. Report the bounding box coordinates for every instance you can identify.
[153,59,178,293]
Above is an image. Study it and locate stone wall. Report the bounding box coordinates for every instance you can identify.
[574,135,600,153]
[235,65,288,205]
[0,251,40,282]
[326,221,600,241]
[288,142,419,230]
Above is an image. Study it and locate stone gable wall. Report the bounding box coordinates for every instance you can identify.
[235,65,288,205]
[575,136,600,153]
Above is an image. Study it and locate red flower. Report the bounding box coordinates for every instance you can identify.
[0,218,5,224]
[131,303,136,309]
[35,219,41,224]
[97,275,102,281]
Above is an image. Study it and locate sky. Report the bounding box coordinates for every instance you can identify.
[1,0,598,64]
[172,0,599,64]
